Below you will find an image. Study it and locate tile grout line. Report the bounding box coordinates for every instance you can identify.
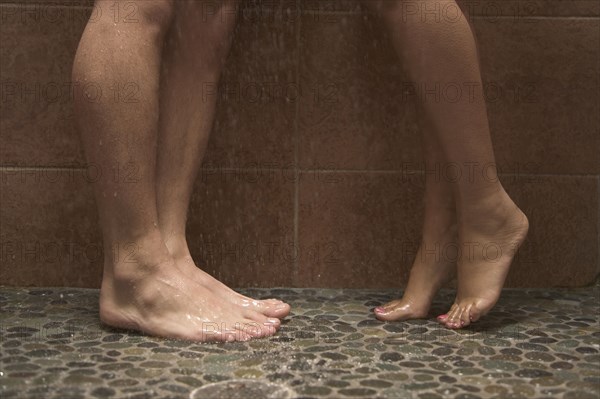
[292,11,301,288]
[0,166,598,179]
[293,9,600,19]
[1,2,599,19]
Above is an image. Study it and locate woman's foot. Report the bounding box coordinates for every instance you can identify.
[374,220,457,321]
[164,237,291,319]
[438,192,529,329]
[99,233,280,342]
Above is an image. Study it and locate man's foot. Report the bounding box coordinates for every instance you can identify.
[164,237,291,319]
[374,225,457,321]
[99,234,280,342]
[438,192,529,329]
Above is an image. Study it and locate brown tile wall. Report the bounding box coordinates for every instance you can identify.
[1,0,598,288]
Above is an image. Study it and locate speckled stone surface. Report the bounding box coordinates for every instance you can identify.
[0,286,598,399]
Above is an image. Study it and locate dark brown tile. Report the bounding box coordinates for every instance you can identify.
[1,0,598,292]
[502,174,598,287]
[186,169,295,288]
[0,169,102,287]
[298,13,599,175]
[203,12,298,169]
[297,171,424,288]
[297,171,598,288]
[298,13,421,170]
[475,17,600,175]
[0,5,89,167]
[0,171,596,288]
[0,3,298,169]
[0,165,297,288]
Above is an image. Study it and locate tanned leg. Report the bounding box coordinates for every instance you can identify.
[73,0,279,341]
[155,0,290,319]
[364,0,528,328]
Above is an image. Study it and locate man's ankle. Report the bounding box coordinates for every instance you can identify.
[162,233,191,260]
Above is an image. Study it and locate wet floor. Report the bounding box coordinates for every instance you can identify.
[0,286,598,399]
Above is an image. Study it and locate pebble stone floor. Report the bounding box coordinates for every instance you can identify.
[0,285,599,399]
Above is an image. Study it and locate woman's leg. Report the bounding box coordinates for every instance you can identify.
[155,0,290,318]
[364,0,528,328]
[375,115,457,321]
[73,0,279,341]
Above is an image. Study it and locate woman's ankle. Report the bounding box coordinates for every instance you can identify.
[458,188,525,235]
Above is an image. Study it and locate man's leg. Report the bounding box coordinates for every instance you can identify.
[155,0,290,318]
[73,0,279,341]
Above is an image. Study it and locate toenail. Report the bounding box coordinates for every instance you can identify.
[374,307,385,313]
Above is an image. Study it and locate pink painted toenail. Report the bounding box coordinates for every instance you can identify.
[437,314,448,320]
[374,307,385,313]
